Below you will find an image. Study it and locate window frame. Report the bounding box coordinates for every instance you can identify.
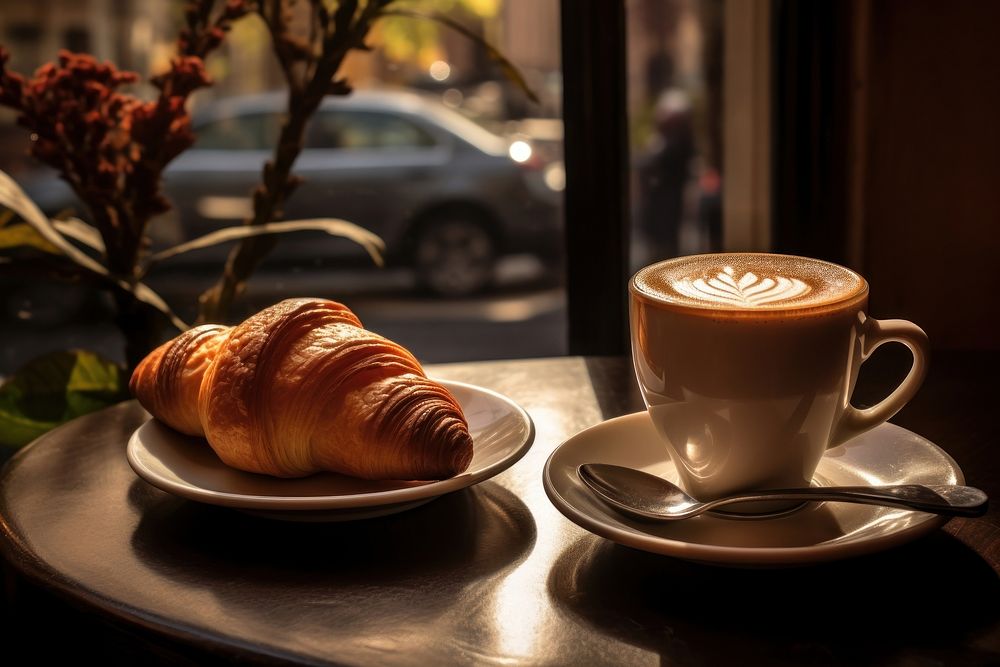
[560,0,780,355]
[560,0,631,355]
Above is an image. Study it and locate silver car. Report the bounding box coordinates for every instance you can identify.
[168,90,563,296]
[22,89,562,296]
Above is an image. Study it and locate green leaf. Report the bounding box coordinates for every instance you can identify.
[146,218,386,267]
[0,208,105,255]
[0,172,187,332]
[0,169,109,276]
[0,349,130,449]
[378,8,540,104]
[0,221,62,254]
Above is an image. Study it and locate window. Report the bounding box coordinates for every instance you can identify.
[0,0,567,373]
[309,111,436,150]
[561,0,726,354]
[63,27,90,54]
[627,0,724,271]
[195,113,281,151]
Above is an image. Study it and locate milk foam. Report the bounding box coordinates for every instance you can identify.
[633,253,866,312]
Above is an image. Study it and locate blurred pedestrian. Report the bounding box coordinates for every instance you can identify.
[636,89,695,262]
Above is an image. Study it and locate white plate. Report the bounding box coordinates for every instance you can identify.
[128,380,533,521]
[543,412,964,566]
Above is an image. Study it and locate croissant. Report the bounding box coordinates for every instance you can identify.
[130,298,474,480]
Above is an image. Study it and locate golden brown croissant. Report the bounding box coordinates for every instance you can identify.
[130,298,474,480]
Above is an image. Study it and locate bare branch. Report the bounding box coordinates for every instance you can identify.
[197,0,391,323]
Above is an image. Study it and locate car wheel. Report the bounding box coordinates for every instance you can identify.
[412,215,496,297]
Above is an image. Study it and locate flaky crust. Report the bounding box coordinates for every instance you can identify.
[131,298,474,480]
[129,324,228,437]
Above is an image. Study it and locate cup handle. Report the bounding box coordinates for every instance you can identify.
[831,317,930,447]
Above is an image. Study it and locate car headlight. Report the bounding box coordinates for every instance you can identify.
[508,140,533,163]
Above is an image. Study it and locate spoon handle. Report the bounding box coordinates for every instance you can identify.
[703,484,988,517]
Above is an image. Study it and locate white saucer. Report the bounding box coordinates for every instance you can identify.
[543,412,964,566]
[127,380,533,521]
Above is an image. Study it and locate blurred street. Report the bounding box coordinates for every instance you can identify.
[0,255,567,376]
[0,216,722,377]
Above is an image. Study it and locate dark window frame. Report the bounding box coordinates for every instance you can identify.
[560,0,630,356]
[771,0,853,266]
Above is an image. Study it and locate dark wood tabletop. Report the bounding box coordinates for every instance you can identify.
[2,353,998,665]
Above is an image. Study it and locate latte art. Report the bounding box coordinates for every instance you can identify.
[672,266,810,307]
[632,253,866,315]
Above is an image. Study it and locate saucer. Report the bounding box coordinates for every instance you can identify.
[542,412,964,566]
[128,380,534,521]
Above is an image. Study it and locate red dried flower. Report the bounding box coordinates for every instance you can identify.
[5,51,145,223]
[0,1,247,256]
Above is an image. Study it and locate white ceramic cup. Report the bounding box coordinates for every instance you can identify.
[629,253,929,503]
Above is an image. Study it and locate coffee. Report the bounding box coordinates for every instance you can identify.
[629,253,928,504]
[632,253,866,315]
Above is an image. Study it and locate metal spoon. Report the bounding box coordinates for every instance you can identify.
[578,463,988,521]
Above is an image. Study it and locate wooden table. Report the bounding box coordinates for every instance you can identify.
[2,354,998,665]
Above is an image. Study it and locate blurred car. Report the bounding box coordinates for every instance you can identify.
[22,89,563,296]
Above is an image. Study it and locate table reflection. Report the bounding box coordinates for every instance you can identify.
[548,532,999,665]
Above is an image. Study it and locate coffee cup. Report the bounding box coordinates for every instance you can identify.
[629,252,929,504]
